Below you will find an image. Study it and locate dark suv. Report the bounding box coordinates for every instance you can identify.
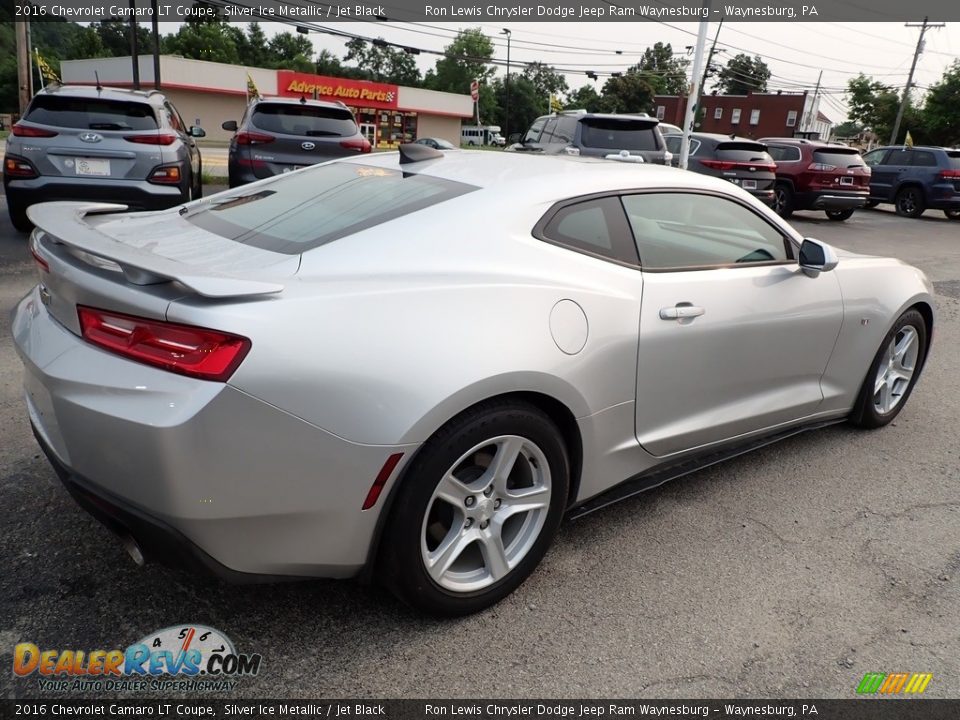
[861,145,960,219]
[760,138,870,221]
[3,85,204,232]
[223,98,371,187]
[513,111,670,165]
[664,132,776,205]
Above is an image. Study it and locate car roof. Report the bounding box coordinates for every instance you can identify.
[870,145,951,152]
[34,84,164,105]
[759,137,849,148]
[664,132,766,143]
[336,148,746,205]
[251,97,349,110]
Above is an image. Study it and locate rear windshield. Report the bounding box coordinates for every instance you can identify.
[252,103,358,137]
[813,149,865,167]
[946,151,960,169]
[579,119,659,151]
[717,142,774,163]
[25,95,157,130]
[187,163,477,254]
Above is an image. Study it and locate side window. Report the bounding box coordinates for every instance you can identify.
[523,118,546,143]
[553,116,577,144]
[621,193,791,270]
[912,151,937,167]
[664,136,681,155]
[886,148,913,166]
[731,108,742,124]
[767,145,801,162]
[538,197,639,264]
[540,117,560,144]
[862,149,887,167]
[163,102,183,132]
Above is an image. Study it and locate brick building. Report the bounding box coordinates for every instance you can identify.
[653,91,833,141]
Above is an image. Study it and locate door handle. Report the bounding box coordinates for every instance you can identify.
[659,304,705,320]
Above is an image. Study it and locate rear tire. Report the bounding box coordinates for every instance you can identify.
[825,209,855,221]
[8,199,32,233]
[773,183,794,218]
[895,187,925,218]
[381,400,569,616]
[849,309,927,429]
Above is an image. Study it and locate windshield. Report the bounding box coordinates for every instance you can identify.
[187,163,478,254]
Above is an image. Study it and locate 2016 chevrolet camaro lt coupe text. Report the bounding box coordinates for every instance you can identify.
[13,145,934,615]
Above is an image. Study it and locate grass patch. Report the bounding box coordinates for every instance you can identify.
[201,171,227,186]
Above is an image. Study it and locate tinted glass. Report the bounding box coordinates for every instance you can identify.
[912,151,937,167]
[579,118,658,151]
[541,197,639,264]
[862,149,887,166]
[252,103,357,137]
[716,142,773,163]
[664,136,699,155]
[947,151,960,169]
[26,95,158,130]
[813,149,865,167]
[884,148,914,166]
[622,193,789,270]
[523,118,546,143]
[540,117,560,143]
[187,163,477,254]
[767,145,801,162]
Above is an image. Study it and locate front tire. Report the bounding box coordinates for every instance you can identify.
[849,309,927,429]
[895,187,925,218]
[8,198,32,233]
[773,183,794,218]
[825,209,855,221]
[381,400,570,616]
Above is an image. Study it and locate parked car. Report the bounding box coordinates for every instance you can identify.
[223,97,370,187]
[664,133,776,205]
[512,111,671,165]
[656,122,683,136]
[861,145,960,219]
[414,137,457,150]
[760,138,871,221]
[3,85,204,232]
[15,148,934,616]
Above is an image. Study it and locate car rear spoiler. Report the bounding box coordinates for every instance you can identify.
[27,202,285,298]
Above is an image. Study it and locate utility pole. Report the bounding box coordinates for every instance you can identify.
[890,17,944,145]
[129,0,141,91]
[679,0,710,171]
[802,70,822,135]
[150,0,161,90]
[16,21,31,115]
[695,19,723,131]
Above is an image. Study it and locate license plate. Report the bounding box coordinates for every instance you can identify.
[742,179,758,190]
[75,158,110,176]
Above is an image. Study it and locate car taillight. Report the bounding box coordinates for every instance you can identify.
[12,123,58,138]
[147,165,181,185]
[77,306,251,382]
[236,131,275,146]
[29,234,49,273]
[4,155,38,178]
[700,159,776,172]
[940,169,960,180]
[808,162,837,172]
[124,133,177,145]
[340,138,371,153]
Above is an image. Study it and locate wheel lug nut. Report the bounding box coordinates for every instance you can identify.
[484,486,493,497]
[494,499,501,509]
[464,518,474,529]
[465,496,475,507]
[479,520,489,530]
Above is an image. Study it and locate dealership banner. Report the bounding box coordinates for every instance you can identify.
[11,0,960,23]
[2,700,960,719]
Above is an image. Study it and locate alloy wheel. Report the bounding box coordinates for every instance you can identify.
[873,325,920,415]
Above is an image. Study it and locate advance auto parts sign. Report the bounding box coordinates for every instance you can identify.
[277,71,398,109]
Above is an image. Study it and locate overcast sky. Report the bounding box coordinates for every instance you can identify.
[261,20,959,123]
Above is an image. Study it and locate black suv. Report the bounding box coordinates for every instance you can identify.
[861,145,960,219]
[664,133,776,205]
[512,111,670,165]
[223,98,371,187]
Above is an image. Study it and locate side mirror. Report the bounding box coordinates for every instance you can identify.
[799,238,839,277]
[189,126,206,138]
[221,120,238,132]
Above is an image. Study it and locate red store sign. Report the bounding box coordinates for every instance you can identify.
[277,71,399,110]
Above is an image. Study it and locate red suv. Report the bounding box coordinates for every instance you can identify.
[760,138,871,221]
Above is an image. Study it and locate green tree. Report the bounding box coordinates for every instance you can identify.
[235,22,269,68]
[634,42,689,96]
[921,60,960,146]
[92,20,152,59]
[565,84,604,112]
[427,28,495,94]
[845,74,901,142]
[162,21,240,64]
[521,62,568,101]
[714,53,771,94]
[600,73,656,114]
[344,38,422,86]
[314,49,347,77]
[492,75,544,137]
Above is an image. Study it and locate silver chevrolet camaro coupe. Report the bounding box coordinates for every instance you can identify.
[12,145,934,615]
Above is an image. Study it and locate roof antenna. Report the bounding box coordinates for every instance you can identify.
[94,71,102,92]
[300,94,307,105]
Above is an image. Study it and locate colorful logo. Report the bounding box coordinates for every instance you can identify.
[856,672,933,695]
[13,625,261,692]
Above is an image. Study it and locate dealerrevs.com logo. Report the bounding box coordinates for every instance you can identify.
[13,625,262,692]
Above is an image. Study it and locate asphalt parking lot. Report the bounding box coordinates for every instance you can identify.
[0,188,958,700]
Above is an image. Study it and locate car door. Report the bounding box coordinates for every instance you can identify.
[862,148,893,201]
[875,148,913,201]
[621,191,844,457]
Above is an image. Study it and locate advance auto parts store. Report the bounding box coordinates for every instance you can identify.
[60,56,473,146]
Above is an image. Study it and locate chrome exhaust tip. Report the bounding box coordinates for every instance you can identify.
[121,535,145,566]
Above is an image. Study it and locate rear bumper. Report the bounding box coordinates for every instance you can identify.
[796,191,868,211]
[4,176,185,211]
[12,287,417,580]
